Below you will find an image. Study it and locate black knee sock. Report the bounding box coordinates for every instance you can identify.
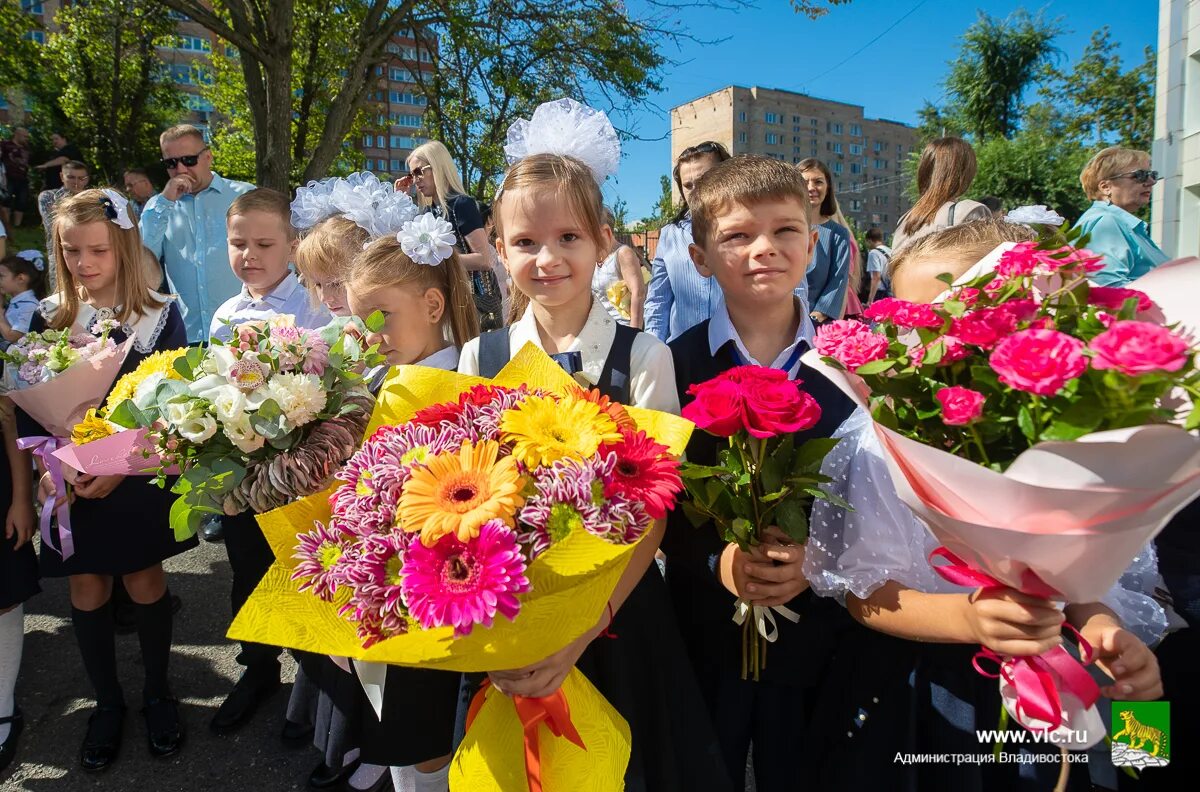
[135,591,174,702]
[71,602,123,709]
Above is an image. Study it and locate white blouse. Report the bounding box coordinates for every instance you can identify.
[804,409,1169,646]
[458,297,679,414]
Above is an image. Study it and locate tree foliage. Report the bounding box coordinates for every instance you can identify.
[1039,27,1156,151]
[2,0,183,183]
[971,130,1094,223]
[941,10,1063,141]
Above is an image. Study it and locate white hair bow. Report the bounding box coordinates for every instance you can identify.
[503,98,621,184]
[100,189,135,230]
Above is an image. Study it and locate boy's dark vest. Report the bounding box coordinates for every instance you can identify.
[477,324,639,404]
[665,320,858,686]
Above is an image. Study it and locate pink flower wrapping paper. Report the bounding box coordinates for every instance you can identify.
[6,337,133,438]
[51,427,179,476]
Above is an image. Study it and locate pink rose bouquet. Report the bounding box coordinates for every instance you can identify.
[809,224,1200,747]
[680,365,844,679]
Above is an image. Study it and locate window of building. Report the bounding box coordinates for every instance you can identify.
[874,141,885,153]
[389,67,414,82]
[833,162,843,174]
[390,112,421,127]
[811,118,818,126]
[828,122,843,134]
[388,91,427,106]
[793,146,802,154]
[386,42,401,54]
[376,135,386,147]
[874,158,888,169]
[850,123,862,137]
[765,112,778,124]
[766,133,779,144]
[23,30,45,44]
[872,213,882,224]
[850,163,862,174]
[831,142,842,154]
[22,1,45,12]
[792,115,801,123]
[363,135,373,148]
[849,143,862,155]
[850,199,863,211]
[738,111,747,122]
[738,131,747,144]
[173,35,211,52]
[375,66,384,76]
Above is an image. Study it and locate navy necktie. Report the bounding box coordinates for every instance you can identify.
[549,350,583,376]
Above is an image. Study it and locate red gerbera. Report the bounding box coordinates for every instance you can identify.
[598,429,682,519]
[410,399,465,427]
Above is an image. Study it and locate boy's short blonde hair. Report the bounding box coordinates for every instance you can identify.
[227,188,296,239]
[688,155,812,247]
[890,218,1036,301]
[1079,147,1151,200]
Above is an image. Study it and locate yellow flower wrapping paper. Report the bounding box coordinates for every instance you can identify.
[229,342,692,792]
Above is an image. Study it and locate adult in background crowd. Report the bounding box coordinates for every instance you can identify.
[861,227,891,305]
[396,140,508,330]
[32,132,83,191]
[123,168,158,216]
[644,141,731,342]
[1072,147,1167,286]
[0,128,31,230]
[891,137,990,252]
[797,158,851,324]
[977,195,1003,216]
[139,124,254,343]
[37,160,90,284]
[594,207,647,327]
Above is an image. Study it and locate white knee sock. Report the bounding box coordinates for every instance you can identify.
[0,605,24,743]
[390,763,449,792]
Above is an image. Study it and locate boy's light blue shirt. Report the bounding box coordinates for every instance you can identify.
[706,293,815,377]
[139,172,255,343]
[1073,200,1169,287]
[209,272,332,342]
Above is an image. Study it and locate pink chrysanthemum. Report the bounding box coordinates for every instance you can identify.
[401,519,529,636]
[292,520,354,601]
[597,429,682,520]
[517,456,608,558]
[340,533,412,647]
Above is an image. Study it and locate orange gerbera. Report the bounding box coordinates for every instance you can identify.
[568,386,637,432]
[398,440,525,547]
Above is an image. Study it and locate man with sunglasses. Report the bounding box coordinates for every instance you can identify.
[139,124,254,342]
[1073,147,1169,286]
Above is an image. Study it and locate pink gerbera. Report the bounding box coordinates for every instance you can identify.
[291,520,354,602]
[401,519,529,636]
[598,430,682,520]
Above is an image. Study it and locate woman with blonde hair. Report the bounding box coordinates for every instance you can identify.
[396,141,508,329]
[891,138,991,252]
[1073,147,1167,286]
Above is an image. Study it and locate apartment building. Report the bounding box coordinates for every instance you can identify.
[1153,0,1200,258]
[2,1,431,179]
[671,85,918,234]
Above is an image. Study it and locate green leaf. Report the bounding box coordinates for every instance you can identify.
[107,399,149,429]
[760,450,785,494]
[854,359,896,376]
[730,517,753,546]
[365,310,386,333]
[1017,404,1036,442]
[679,464,725,480]
[168,495,202,542]
[922,340,945,367]
[172,354,194,380]
[1185,401,1200,432]
[791,437,841,474]
[775,498,809,544]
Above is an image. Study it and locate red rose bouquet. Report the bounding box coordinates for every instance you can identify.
[680,365,846,679]
[808,226,1200,746]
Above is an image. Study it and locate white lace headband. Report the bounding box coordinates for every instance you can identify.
[503,98,621,184]
[291,171,419,238]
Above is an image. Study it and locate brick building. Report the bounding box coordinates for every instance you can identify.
[2,1,431,180]
[671,85,918,234]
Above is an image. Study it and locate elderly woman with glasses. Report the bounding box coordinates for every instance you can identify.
[1073,147,1169,286]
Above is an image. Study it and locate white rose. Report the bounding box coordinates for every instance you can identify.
[222,415,266,454]
[209,385,248,424]
[1004,205,1065,226]
[177,412,218,444]
[164,400,200,430]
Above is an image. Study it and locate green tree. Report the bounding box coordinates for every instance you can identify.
[940,10,1063,140]
[634,174,678,231]
[971,130,1094,222]
[1039,27,1156,150]
[410,0,669,198]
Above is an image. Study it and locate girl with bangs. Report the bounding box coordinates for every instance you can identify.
[456,101,729,792]
[20,189,191,772]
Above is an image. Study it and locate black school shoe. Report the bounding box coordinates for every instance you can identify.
[80,705,125,772]
[210,672,281,734]
[143,697,183,758]
[0,708,24,775]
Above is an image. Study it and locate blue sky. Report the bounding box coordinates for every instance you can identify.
[604,0,1159,220]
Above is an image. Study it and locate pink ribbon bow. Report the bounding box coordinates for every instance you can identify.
[929,546,1100,732]
[17,436,74,559]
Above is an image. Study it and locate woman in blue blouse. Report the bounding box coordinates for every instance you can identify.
[1073,147,1168,286]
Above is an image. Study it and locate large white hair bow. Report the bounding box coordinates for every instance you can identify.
[290,171,419,238]
[99,189,135,230]
[503,98,621,184]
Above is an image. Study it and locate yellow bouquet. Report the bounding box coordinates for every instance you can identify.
[231,343,693,791]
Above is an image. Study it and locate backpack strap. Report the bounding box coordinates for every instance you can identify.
[477,329,510,379]
[595,323,639,404]
[947,201,958,226]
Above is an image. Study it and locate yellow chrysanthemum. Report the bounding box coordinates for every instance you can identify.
[103,348,188,415]
[71,409,116,445]
[499,395,622,468]
[398,440,525,547]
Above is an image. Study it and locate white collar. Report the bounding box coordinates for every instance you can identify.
[39,290,174,351]
[707,294,813,373]
[511,297,618,387]
[418,344,460,372]
[239,271,300,304]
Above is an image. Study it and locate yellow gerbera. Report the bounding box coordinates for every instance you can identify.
[500,394,622,468]
[398,440,525,547]
[103,348,188,414]
[71,409,116,445]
